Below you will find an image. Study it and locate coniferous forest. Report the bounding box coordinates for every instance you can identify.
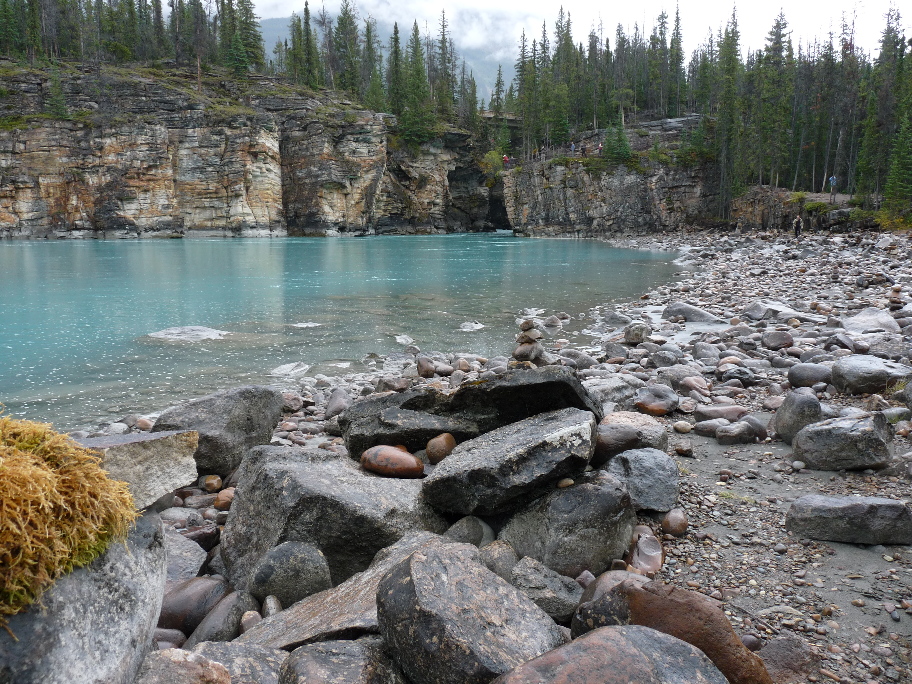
[0,0,910,223]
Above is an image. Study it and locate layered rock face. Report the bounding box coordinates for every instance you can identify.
[503,124,716,237]
[0,68,490,237]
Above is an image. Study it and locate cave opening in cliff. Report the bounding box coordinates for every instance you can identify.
[486,190,510,230]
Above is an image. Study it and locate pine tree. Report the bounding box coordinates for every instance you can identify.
[333,0,360,93]
[386,22,404,115]
[716,10,742,217]
[399,20,434,145]
[235,0,263,69]
[883,116,912,218]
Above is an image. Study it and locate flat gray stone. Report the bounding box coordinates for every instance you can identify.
[785,495,912,544]
[841,307,902,334]
[422,408,596,515]
[77,430,199,509]
[510,556,583,622]
[237,532,447,651]
[164,525,208,582]
[662,301,724,323]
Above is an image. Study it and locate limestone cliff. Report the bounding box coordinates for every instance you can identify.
[0,65,491,238]
[503,120,718,238]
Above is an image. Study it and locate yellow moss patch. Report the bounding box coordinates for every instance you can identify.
[0,416,137,625]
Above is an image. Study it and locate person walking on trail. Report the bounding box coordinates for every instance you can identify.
[598,142,603,156]
[581,144,587,157]
[570,141,576,155]
[793,215,803,240]
[829,175,837,203]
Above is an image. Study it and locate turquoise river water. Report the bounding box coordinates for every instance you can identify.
[0,234,679,430]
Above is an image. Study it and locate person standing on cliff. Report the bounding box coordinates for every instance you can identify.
[793,215,803,240]
[828,175,837,203]
[570,141,576,155]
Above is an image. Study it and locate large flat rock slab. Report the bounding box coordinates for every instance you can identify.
[0,514,166,684]
[785,495,912,545]
[830,355,912,395]
[221,447,447,588]
[422,408,596,515]
[238,532,446,651]
[340,366,601,458]
[792,413,892,471]
[77,430,198,509]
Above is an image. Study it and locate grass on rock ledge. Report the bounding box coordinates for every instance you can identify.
[0,415,136,630]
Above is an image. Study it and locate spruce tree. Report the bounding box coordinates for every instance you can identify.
[883,116,912,218]
[399,20,434,145]
[386,23,404,115]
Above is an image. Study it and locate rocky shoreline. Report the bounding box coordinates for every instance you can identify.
[3,226,912,683]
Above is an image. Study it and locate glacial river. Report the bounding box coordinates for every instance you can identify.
[0,234,679,430]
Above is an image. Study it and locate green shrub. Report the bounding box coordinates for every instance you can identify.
[803,201,831,214]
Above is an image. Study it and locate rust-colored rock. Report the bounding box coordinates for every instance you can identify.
[134,649,231,684]
[624,581,773,684]
[361,445,425,478]
[213,487,235,511]
[491,625,728,684]
[425,433,457,464]
[661,508,689,536]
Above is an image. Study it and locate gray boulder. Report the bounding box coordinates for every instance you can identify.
[152,386,285,476]
[443,516,496,547]
[184,591,260,648]
[498,471,636,577]
[221,447,446,589]
[655,364,706,392]
[158,576,231,635]
[246,542,332,606]
[570,570,650,637]
[583,375,645,411]
[510,556,583,623]
[164,525,208,582]
[238,532,447,651]
[191,642,288,684]
[716,421,756,445]
[280,637,407,684]
[831,355,912,395]
[324,388,353,419]
[633,384,680,416]
[592,411,668,468]
[693,342,721,361]
[76,430,199,509]
[624,321,653,344]
[0,515,166,684]
[785,495,912,544]
[605,448,679,512]
[662,301,724,323]
[793,413,892,470]
[841,307,902,334]
[761,330,794,350]
[479,540,520,582]
[422,408,596,515]
[340,367,602,457]
[377,543,565,684]
[774,389,822,445]
[490,625,728,684]
[787,363,832,388]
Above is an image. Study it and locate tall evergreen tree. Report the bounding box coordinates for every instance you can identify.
[399,20,434,144]
[386,22,404,115]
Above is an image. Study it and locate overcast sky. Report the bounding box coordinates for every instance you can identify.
[255,0,909,62]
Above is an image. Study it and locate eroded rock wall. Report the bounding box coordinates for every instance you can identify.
[503,158,716,238]
[0,67,490,238]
